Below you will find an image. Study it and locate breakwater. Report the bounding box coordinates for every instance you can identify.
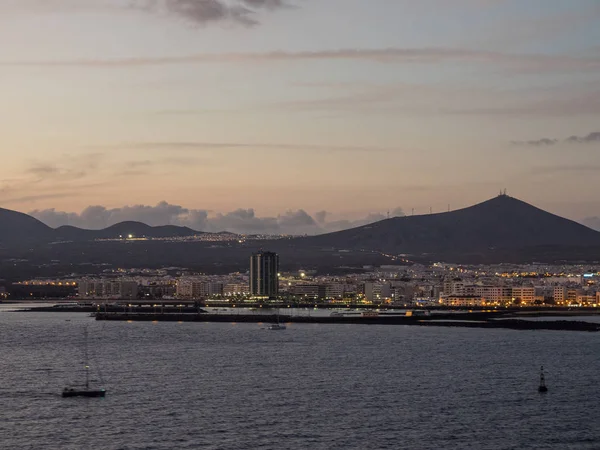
[94,312,600,332]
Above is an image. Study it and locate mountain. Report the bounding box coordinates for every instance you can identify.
[0,210,203,245]
[296,195,600,258]
[0,207,54,244]
[1,196,600,272]
[54,222,202,241]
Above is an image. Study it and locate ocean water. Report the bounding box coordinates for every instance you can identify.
[1,311,599,450]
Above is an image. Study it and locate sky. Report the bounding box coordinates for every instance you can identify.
[1,0,600,234]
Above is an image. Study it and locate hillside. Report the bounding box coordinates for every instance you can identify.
[297,195,600,256]
[0,209,203,245]
[1,195,600,270]
[51,222,201,241]
[0,207,54,244]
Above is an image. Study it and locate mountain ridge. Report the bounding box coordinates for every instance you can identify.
[2,196,600,267]
[298,195,600,254]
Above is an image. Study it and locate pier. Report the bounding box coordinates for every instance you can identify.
[93,311,600,332]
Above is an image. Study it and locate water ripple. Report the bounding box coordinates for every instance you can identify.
[1,312,599,449]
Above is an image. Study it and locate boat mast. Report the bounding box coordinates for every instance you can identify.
[84,327,90,390]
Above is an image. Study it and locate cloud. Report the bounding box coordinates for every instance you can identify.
[565,132,600,144]
[28,201,407,235]
[27,164,62,177]
[510,138,559,147]
[311,208,405,233]
[5,0,294,26]
[4,192,81,204]
[314,210,327,225]
[511,131,600,147]
[26,163,87,181]
[3,47,600,74]
[103,141,389,153]
[142,0,292,27]
[391,207,406,217]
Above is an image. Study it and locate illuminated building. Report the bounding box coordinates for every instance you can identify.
[250,251,279,299]
[511,287,535,305]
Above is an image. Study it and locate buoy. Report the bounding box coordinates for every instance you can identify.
[538,366,548,393]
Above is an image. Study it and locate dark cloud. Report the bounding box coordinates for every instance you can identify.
[140,0,292,26]
[512,131,600,147]
[510,138,559,147]
[565,131,600,144]
[29,202,407,235]
[10,0,293,26]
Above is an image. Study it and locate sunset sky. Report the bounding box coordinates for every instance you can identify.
[1,0,599,233]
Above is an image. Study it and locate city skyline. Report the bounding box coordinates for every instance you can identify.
[1,0,600,226]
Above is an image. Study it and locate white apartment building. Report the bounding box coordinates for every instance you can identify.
[364,282,392,302]
[324,283,344,299]
[443,295,485,307]
[78,280,138,299]
[473,286,512,304]
[576,294,596,305]
[511,287,536,304]
[176,279,225,299]
[443,279,467,296]
[292,283,320,299]
[553,286,567,303]
[223,283,250,296]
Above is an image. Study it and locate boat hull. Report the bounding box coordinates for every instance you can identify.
[62,389,106,398]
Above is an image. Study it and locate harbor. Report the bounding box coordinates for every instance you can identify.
[91,308,600,332]
[8,299,600,331]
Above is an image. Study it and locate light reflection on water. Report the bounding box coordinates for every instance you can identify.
[0,302,58,312]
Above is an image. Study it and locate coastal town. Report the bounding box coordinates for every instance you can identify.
[4,254,600,308]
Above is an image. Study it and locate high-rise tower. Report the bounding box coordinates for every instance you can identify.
[250,251,279,299]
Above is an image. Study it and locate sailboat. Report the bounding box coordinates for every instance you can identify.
[538,366,548,393]
[62,328,106,398]
[267,308,286,330]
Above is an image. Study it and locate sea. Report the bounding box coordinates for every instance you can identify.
[1,309,599,450]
